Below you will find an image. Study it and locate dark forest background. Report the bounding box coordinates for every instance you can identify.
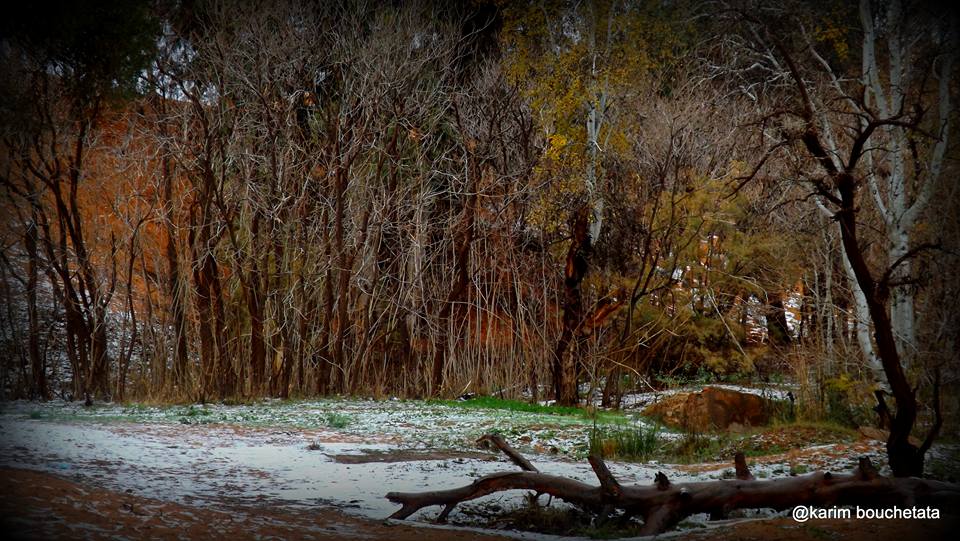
[1,1,957,474]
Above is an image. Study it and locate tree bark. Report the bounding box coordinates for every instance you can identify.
[317,205,334,395]
[25,218,49,400]
[553,206,590,406]
[245,214,267,396]
[189,200,228,401]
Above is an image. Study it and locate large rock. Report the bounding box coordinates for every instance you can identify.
[643,386,776,432]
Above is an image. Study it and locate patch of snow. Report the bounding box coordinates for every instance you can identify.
[609,383,799,411]
[0,396,904,534]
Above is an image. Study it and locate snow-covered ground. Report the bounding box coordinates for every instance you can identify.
[0,397,893,537]
[0,397,637,457]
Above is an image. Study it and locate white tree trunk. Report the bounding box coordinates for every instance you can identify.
[841,246,887,389]
[583,2,615,246]
[888,228,916,365]
[857,0,953,373]
[821,227,835,372]
[585,101,604,244]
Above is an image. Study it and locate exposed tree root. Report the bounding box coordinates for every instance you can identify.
[385,434,960,535]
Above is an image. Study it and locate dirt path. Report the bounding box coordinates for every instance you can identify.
[4,467,957,540]
[0,467,512,541]
[681,515,958,541]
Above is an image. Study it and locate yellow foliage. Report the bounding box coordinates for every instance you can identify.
[498,1,679,233]
[812,4,853,63]
[545,133,569,162]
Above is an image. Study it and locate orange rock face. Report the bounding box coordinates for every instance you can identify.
[643,387,776,432]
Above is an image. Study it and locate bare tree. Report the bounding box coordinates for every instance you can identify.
[729,0,955,476]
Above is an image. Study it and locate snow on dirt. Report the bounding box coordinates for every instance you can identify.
[0,397,887,536]
[596,383,799,410]
[0,399,653,518]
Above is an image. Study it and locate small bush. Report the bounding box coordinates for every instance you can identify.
[180,405,210,417]
[767,397,796,424]
[323,412,351,428]
[823,375,873,428]
[177,404,214,424]
[122,403,148,414]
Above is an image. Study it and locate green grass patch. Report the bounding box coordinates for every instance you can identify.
[176,404,221,424]
[432,396,621,421]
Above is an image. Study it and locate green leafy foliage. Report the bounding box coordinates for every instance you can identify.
[323,412,352,429]
[2,0,159,102]
[821,375,875,428]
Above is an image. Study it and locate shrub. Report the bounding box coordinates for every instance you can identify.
[822,375,873,428]
[588,422,663,461]
[323,412,351,428]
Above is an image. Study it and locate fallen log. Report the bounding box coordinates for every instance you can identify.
[476,434,538,473]
[385,434,960,535]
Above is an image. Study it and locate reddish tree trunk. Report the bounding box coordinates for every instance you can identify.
[553,206,590,406]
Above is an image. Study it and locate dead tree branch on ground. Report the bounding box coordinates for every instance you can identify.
[386,434,960,535]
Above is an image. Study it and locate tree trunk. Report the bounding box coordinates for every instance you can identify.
[190,205,228,401]
[317,205,334,395]
[332,162,350,394]
[210,261,231,399]
[25,219,49,400]
[887,229,915,366]
[163,159,190,394]
[192,248,216,401]
[88,310,111,399]
[766,291,792,345]
[841,248,885,386]
[834,172,925,477]
[553,206,590,406]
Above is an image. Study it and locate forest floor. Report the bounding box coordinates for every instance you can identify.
[1,391,957,540]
